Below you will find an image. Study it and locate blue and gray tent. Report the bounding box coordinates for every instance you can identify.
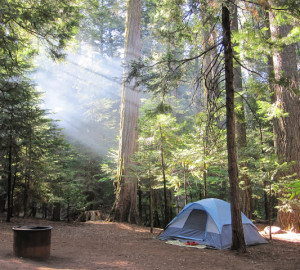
[158,198,268,249]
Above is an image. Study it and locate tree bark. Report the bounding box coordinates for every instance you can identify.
[11,164,17,217]
[183,162,187,205]
[269,2,300,232]
[6,134,13,222]
[222,4,246,252]
[23,127,32,218]
[203,161,207,198]
[108,0,141,223]
[160,125,169,227]
[149,175,153,233]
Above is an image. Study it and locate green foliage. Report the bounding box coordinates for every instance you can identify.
[121,0,300,227]
[79,0,125,57]
[1,0,81,60]
[287,180,300,207]
[1,0,299,225]
[0,0,117,220]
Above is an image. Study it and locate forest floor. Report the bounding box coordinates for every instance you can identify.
[0,216,299,270]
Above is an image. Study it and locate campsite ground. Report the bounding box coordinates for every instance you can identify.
[0,216,299,270]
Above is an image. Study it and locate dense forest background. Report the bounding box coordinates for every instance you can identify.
[0,0,299,242]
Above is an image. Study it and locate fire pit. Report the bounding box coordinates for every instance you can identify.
[12,225,52,260]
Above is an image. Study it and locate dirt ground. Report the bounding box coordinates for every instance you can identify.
[0,216,299,270]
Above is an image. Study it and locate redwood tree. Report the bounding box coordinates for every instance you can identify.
[269,1,300,232]
[108,0,141,223]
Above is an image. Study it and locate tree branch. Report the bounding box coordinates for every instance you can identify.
[232,54,266,79]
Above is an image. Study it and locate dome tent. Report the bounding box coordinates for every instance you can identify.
[158,198,268,249]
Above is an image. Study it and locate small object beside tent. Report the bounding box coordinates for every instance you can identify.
[264,226,282,234]
[158,198,268,249]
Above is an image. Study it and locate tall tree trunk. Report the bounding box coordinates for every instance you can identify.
[168,190,173,221]
[149,175,153,233]
[222,4,246,252]
[6,134,13,222]
[263,180,269,220]
[183,162,188,205]
[108,0,141,223]
[231,3,253,219]
[203,161,207,198]
[160,125,169,227]
[11,164,18,217]
[23,126,32,218]
[269,2,300,232]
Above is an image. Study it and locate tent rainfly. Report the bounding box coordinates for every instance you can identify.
[158,198,268,249]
